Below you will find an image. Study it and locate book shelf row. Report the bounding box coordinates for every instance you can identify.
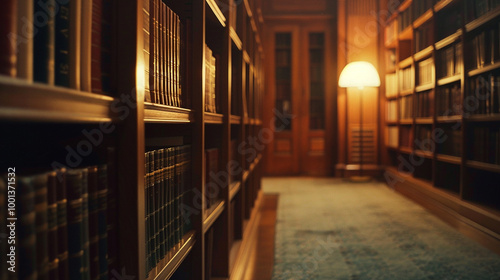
[0,1,265,280]
[1,0,113,94]
[382,0,500,247]
[0,164,116,280]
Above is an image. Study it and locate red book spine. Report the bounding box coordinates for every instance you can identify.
[0,0,17,76]
[91,0,103,94]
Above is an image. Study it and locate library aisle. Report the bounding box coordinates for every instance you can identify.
[262,177,500,280]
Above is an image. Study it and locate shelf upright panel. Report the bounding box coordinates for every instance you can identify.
[211,0,232,276]
[115,0,146,278]
[191,0,206,279]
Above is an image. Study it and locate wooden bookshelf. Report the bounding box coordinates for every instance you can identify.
[0,0,265,280]
[382,0,500,252]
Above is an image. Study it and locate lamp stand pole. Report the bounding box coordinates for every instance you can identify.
[359,87,363,178]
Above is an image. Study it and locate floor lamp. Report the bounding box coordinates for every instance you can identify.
[339,61,380,181]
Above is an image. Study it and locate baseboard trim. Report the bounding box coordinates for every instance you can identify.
[386,167,500,255]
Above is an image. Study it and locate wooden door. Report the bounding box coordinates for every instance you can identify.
[264,23,335,175]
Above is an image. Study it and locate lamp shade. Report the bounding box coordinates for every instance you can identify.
[339,61,380,88]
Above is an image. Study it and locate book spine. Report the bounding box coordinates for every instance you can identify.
[81,0,93,92]
[0,0,17,77]
[81,168,91,280]
[66,169,84,280]
[18,176,37,280]
[16,0,34,80]
[177,14,181,107]
[175,146,182,245]
[34,173,50,280]
[151,0,158,103]
[168,147,175,250]
[106,147,118,275]
[143,0,151,102]
[154,149,161,264]
[56,169,69,280]
[91,0,103,94]
[159,149,167,261]
[97,165,109,280]
[166,149,173,259]
[33,0,56,84]
[55,0,71,87]
[47,172,60,280]
[69,0,82,90]
[149,150,157,267]
[163,3,168,106]
[145,152,151,277]
[100,0,113,94]
[87,167,100,280]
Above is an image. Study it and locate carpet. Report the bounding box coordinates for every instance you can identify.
[263,177,500,280]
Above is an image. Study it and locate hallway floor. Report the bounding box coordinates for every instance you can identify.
[248,177,500,280]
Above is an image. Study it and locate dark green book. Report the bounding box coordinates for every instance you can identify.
[81,168,91,280]
[56,168,69,280]
[106,147,118,275]
[145,151,151,277]
[66,169,84,280]
[33,0,55,84]
[34,173,50,280]
[149,150,157,267]
[97,165,109,280]
[54,0,70,87]
[158,149,166,260]
[88,167,100,280]
[154,149,161,263]
[47,172,59,280]
[18,176,37,280]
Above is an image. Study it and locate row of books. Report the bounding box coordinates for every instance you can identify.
[205,45,218,113]
[205,148,220,209]
[144,145,192,278]
[398,6,412,33]
[386,73,398,98]
[400,95,414,119]
[467,74,500,115]
[414,22,433,54]
[438,127,462,157]
[437,42,463,80]
[470,25,500,70]
[466,0,500,22]
[417,57,433,86]
[412,0,434,21]
[0,0,112,93]
[387,100,397,121]
[386,48,397,70]
[400,125,413,148]
[0,165,116,280]
[415,125,433,151]
[143,0,184,107]
[386,126,399,148]
[437,83,462,116]
[400,66,414,92]
[436,2,461,41]
[385,20,397,46]
[470,127,500,164]
[415,90,434,118]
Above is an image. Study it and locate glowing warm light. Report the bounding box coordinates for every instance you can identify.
[339,61,380,89]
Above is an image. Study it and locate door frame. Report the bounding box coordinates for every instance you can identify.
[263,18,338,176]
